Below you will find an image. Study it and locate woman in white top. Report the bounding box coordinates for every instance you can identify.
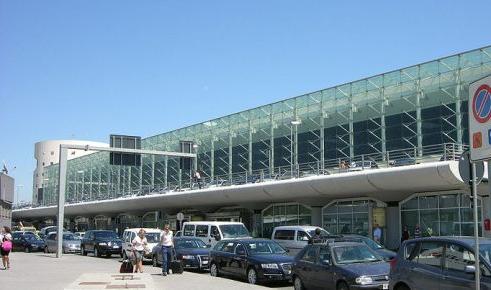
[131,228,148,273]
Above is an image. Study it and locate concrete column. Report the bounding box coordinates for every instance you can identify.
[311,207,322,228]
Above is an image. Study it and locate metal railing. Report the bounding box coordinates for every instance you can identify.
[21,142,467,209]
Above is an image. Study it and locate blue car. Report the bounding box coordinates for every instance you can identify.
[152,237,211,271]
[209,239,293,285]
[292,241,390,290]
[342,235,396,261]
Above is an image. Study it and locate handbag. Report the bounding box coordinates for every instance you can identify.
[120,260,133,273]
[1,240,12,251]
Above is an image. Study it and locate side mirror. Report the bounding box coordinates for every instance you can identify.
[465,265,476,274]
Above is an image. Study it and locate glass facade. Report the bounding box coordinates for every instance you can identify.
[400,192,482,237]
[322,199,376,236]
[37,46,491,206]
[262,203,312,238]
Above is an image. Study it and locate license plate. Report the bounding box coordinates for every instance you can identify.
[202,261,208,264]
[382,284,388,290]
[113,246,119,248]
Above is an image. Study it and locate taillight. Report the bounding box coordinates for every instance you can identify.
[389,257,397,270]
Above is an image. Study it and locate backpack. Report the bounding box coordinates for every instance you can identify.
[2,240,12,251]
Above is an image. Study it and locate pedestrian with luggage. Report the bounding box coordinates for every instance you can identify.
[1,226,13,270]
[131,228,148,273]
[160,224,173,276]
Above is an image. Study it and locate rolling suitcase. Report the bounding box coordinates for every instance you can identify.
[170,248,183,274]
[120,259,133,273]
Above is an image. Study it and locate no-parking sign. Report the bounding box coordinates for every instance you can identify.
[469,75,491,161]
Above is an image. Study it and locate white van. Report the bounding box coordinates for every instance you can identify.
[122,228,162,261]
[181,221,252,247]
[271,225,330,256]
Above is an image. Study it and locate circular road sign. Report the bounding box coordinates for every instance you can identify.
[458,150,484,184]
[472,84,491,124]
[176,212,185,221]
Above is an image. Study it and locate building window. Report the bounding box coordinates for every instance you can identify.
[262,203,311,238]
[400,192,482,237]
[322,199,376,236]
[51,151,54,156]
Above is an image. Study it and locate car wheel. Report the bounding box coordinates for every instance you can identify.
[337,281,349,290]
[210,263,219,277]
[94,247,101,257]
[294,276,304,290]
[44,246,49,254]
[81,246,87,256]
[395,284,410,290]
[152,255,158,267]
[25,247,31,253]
[247,268,258,285]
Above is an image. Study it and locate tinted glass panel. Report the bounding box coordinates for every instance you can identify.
[183,225,195,237]
[444,243,475,272]
[274,230,295,240]
[416,242,443,268]
[195,225,209,237]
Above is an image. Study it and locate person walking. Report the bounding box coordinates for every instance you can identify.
[1,226,13,270]
[160,224,173,276]
[401,225,410,242]
[131,228,148,273]
[308,228,323,245]
[413,224,421,239]
[373,224,382,243]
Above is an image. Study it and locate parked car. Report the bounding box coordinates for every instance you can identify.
[152,237,211,271]
[342,234,396,261]
[389,237,491,290]
[121,228,162,261]
[44,232,81,254]
[292,241,390,290]
[349,160,378,171]
[81,230,122,257]
[12,231,45,252]
[74,232,85,239]
[272,226,331,256]
[181,221,252,248]
[209,239,293,284]
[389,157,417,167]
[40,226,58,238]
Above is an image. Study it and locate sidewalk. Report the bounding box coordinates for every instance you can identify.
[1,252,291,290]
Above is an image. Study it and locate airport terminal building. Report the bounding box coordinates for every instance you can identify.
[13,45,491,249]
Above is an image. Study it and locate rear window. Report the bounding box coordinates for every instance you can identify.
[274,230,295,240]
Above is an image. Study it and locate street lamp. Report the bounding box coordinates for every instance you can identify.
[290,119,302,176]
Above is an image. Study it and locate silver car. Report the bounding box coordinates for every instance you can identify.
[44,232,81,254]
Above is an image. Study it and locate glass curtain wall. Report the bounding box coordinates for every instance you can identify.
[262,203,312,238]
[37,47,491,206]
[400,192,482,237]
[322,199,376,236]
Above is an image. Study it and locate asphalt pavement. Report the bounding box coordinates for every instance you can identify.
[0,252,293,290]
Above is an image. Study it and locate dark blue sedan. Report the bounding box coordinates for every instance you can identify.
[292,242,390,290]
[209,239,293,284]
[152,237,211,271]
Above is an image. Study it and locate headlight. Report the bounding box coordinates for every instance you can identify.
[355,276,373,285]
[98,242,107,246]
[261,263,279,269]
[182,255,195,260]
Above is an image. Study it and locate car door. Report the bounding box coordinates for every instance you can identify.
[220,241,237,274]
[273,230,296,254]
[86,231,95,252]
[12,233,23,249]
[441,242,487,290]
[47,233,56,252]
[230,243,248,276]
[295,245,319,289]
[310,245,335,290]
[210,226,219,247]
[407,241,443,290]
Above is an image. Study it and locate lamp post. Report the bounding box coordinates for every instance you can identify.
[290,119,302,176]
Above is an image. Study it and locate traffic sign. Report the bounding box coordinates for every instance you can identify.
[176,212,185,221]
[469,75,491,161]
[458,150,484,184]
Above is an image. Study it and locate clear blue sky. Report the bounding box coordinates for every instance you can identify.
[1,0,491,202]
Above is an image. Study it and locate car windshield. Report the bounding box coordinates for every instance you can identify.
[24,235,42,241]
[360,237,383,250]
[479,243,491,264]
[63,234,77,240]
[175,239,207,249]
[333,245,382,264]
[245,240,286,255]
[94,231,118,239]
[219,225,250,239]
[307,229,330,238]
[145,233,160,243]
